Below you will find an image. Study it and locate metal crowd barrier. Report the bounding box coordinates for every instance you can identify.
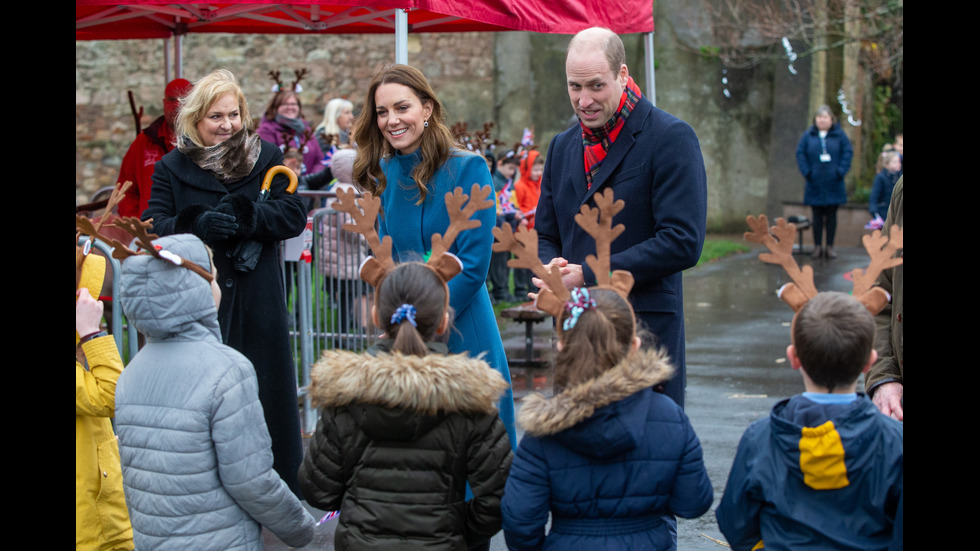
[287,191,377,432]
[81,190,374,434]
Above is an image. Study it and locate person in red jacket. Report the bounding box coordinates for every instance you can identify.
[513,150,544,298]
[116,78,192,218]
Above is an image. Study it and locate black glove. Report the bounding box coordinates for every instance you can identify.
[193,210,238,243]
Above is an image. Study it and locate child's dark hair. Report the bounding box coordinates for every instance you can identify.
[792,292,875,391]
[554,287,636,389]
[498,153,519,166]
[375,262,449,357]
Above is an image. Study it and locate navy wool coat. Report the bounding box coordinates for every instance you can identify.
[535,96,708,408]
[795,123,853,206]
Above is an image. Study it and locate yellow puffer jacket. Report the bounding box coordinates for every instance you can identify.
[76,335,133,550]
[76,250,133,551]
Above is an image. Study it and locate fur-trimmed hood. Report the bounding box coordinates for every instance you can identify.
[310,349,508,416]
[518,348,675,439]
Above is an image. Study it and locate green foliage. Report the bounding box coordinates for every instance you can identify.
[699,45,721,58]
[853,84,902,202]
[696,238,749,267]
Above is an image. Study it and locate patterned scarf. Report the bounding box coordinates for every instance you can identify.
[581,76,641,189]
[178,128,262,183]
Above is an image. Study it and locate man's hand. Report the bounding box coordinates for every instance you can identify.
[872,382,903,421]
[76,287,104,336]
[531,257,586,294]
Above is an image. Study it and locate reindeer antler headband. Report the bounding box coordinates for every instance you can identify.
[330,183,495,288]
[492,187,634,320]
[744,214,903,314]
[269,69,308,93]
[76,182,214,284]
[76,181,130,290]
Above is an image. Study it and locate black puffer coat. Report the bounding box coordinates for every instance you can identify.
[299,348,513,550]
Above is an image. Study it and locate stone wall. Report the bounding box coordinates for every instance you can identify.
[75,32,493,204]
[76,17,810,231]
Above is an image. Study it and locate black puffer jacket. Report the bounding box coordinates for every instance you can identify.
[299,348,513,550]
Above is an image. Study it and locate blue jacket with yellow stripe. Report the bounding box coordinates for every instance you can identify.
[716,395,903,551]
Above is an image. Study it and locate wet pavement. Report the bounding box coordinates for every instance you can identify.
[266,242,875,550]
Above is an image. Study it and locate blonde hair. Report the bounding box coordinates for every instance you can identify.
[316,98,354,136]
[177,69,253,147]
[353,64,456,204]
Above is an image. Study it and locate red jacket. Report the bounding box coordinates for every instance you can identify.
[117,117,175,218]
[515,150,542,228]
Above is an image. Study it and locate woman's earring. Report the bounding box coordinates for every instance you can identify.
[424,120,429,128]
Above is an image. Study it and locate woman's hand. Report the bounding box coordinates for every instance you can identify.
[193,210,239,242]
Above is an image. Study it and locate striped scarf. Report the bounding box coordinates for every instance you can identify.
[581,76,641,189]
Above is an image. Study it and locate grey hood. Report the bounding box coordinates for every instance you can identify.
[119,234,221,341]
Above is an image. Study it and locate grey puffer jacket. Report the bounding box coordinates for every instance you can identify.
[299,348,513,551]
[114,234,316,550]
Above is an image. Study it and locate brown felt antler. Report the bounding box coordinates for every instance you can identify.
[575,188,634,299]
[850,224,903,313]
[330,187,394,288]
[77,208,214,287]
[331,184,494,287]
[492,187,635,318]
[492,224,570,316]
[428,183,494,282]
[745,214,903,315]
[745,214,817,311]
[76,181,133,288]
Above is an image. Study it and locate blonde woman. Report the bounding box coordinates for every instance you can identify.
[143,69,307,494]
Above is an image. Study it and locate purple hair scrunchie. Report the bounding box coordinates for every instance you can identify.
[391,303,418,327]
[563,287,596,331]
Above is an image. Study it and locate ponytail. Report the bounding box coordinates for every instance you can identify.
[375,263,449,357]
[554,288,636,389]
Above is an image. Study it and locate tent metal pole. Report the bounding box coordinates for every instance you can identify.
[395,9,408,64]
[175,33,184,78]
[644,31,656,106]
[164,38,172,83]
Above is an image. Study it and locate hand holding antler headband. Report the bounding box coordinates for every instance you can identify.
[493,187,634,319]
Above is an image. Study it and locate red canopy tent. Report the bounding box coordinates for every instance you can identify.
[76,1,658,100]
[76,1,653,39]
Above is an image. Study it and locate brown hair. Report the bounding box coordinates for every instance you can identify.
[553,287,636,389]
[263,90,302,121]
[353,64,456,206]
[375,262,450,357]
[177,69,253,147]
[792,292,875,391]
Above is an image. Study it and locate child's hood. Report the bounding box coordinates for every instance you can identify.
[309,349,508,416]
[118,234,221,341]
[517,347,674,457]
[769,395,890,491]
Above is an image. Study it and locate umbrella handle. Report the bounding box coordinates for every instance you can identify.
[261,165,299,194]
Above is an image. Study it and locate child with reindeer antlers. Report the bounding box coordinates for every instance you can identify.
[715,215,903,551]
[499,188,712,551]
[81,212,318,550]
[298,185,514,551]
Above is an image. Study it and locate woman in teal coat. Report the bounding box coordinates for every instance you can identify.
[352,64,516,449]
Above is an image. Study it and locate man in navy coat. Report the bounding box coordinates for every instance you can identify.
[534,27,707,409]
